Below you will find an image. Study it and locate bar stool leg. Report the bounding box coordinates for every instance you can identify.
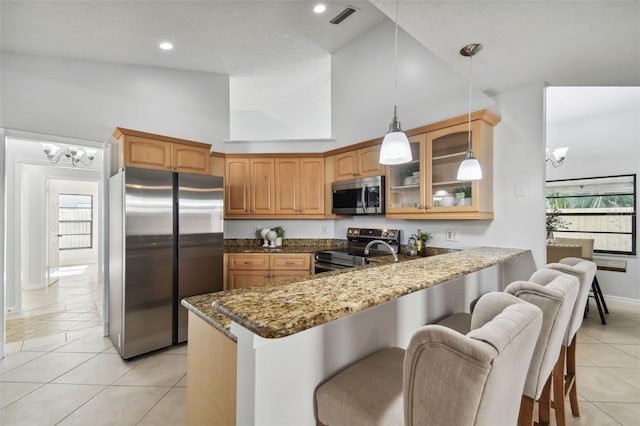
[553,347,567,426]
[566,335,580,417]
[518,395,535,426]
[539,374,552,426]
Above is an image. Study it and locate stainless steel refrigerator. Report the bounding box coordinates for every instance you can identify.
[109,167,224,359]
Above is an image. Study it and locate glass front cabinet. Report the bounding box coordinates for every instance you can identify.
[386,110,499,219]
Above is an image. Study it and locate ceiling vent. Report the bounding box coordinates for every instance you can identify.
[330,6,357,24]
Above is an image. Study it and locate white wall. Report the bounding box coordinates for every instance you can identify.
[230,56,332,141]
[54,180,100,267]
[546,87,640,300]
[1,52,230,151]
[331,20,496,148]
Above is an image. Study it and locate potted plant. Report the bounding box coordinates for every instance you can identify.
[418,230,432,256]
[545,206,570,244]
[453,185,472,206]
[272,226,286,247]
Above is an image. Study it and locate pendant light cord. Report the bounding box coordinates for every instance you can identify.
[394,0,399,107]
[467,55,472,150]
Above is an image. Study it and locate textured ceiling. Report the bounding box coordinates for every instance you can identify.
[2,0,639,94]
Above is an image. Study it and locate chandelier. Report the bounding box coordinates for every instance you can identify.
[42,143,97,167]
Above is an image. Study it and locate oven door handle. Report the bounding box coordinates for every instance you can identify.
[361,185,367,214]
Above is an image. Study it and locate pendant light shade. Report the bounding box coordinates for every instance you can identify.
[456,43,483,181]
[380,105,412,165]
[457,151,482,180]
[379,0,412,165]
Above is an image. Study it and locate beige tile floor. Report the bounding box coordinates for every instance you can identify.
[6,264,103,343]
[2,280,639,424]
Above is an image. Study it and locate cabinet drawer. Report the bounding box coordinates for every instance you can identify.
[269,255,311,271]
[228,255,270,270]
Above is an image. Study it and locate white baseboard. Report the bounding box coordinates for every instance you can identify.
[600,294,640,305]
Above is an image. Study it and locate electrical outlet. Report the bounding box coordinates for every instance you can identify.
[321,224,328,235]
[445,229,459,242]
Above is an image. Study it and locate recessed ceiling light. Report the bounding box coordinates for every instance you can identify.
[313,4,326,14]
[159,42,173,51]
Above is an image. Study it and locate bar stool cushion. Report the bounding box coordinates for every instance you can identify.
[542,258,597,345]
[503,274,579,400]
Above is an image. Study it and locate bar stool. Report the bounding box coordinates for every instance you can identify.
[437,273,579,426]
[315,292,543,426]
[538,258,597,419]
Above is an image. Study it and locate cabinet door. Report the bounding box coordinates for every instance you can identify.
[386,134,426,213]
[358,146,385,177]
[334,152,358,181]
[269,254,312,271]
[173,144,211,175]
[225,158,251,215]
[228,270,271,289]
[124,136,172,171]
[275,158,300,215]
[427,122,479,212]
[251,159,275,215]
[299,158,324,214]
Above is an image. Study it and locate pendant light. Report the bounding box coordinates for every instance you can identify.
[379,0,411,165]
[456,43,483,181]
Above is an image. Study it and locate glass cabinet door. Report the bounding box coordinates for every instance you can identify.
[427,122,479,211]
[386,134,425,213]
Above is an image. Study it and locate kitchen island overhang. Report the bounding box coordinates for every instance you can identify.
[182,247,536,426]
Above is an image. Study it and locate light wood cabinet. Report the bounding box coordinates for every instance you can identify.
[114,128,211,175]
[225,253,313,290]
[275,157,324,215]
[224,157,275,216]
[386,110,498,219]
[334,145,385,181]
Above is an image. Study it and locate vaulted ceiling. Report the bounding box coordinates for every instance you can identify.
[2,0,639,97]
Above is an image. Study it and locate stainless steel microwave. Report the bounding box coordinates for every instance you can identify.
[332,176,385,215]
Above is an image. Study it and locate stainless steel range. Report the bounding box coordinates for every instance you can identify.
[314,228,401,273]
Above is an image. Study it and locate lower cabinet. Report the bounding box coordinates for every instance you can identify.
[225,253,313,290]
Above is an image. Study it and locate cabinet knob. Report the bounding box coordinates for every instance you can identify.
[285,261,295,265]
[244,261,253,265]
[417,205,424,209]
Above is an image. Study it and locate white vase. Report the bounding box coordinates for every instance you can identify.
[276,237,283,247]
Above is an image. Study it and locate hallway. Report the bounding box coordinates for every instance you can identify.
[6,264,102,343]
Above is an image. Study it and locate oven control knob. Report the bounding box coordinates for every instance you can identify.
[388,231,396,238]
[353,229,359,235]
[348,229,353,235]
[382,231,388,238]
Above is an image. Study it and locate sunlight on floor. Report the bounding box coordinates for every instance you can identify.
[51,264,88,277]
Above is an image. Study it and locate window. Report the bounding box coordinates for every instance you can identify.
[546,174,636,255]
[59,194,93,250]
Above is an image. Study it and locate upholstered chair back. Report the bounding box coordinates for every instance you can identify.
[403,292,543,426]
[502,274,579,400]
[540,258,597,345]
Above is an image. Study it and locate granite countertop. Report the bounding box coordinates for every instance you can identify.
[182,247,529,341]
[223,238,345,254]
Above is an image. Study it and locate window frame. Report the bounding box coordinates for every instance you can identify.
[58,193,93,251]
[546,174,636,256]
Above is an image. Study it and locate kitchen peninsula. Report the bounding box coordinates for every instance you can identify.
[182,247,536,425]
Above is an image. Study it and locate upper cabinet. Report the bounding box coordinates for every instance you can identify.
[386,110,499,219]
[334,145,385,181]
[114,128,211,175]
[275,157,325,216]
[225,155,325,219]
[225,157,275,217]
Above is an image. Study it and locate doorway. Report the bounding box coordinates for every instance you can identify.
[3,135,107,346]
